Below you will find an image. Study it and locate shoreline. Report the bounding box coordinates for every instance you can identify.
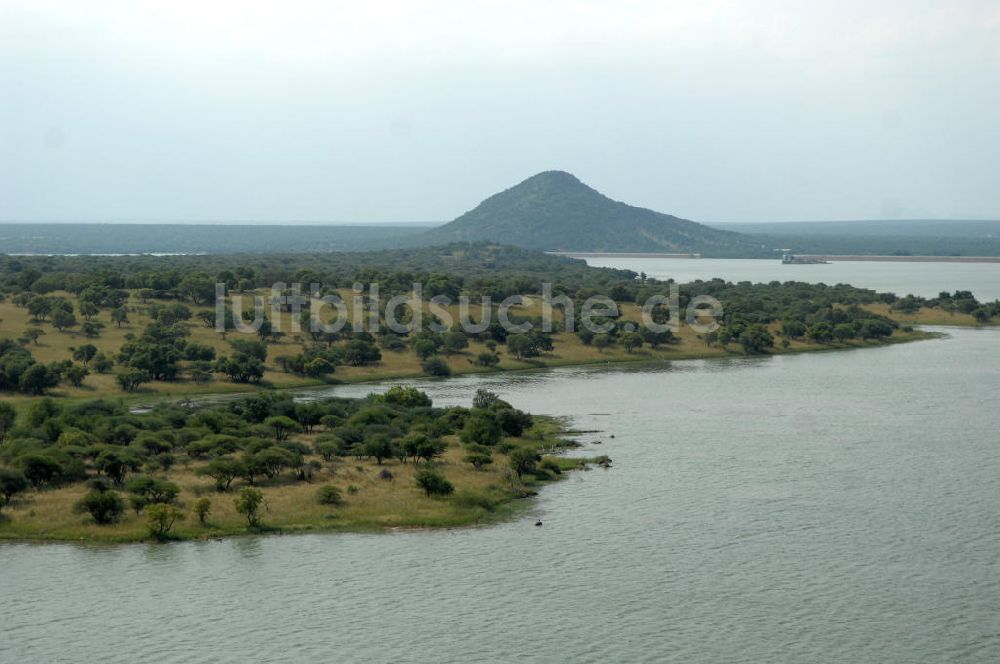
[558,252,1000,263]
[7,325,952,415]
[801,254,1000,264]
[0,329,945,544]
[115,327,943,412]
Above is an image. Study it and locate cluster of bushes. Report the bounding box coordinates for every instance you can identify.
[9,289,126,339]
[703,308,899,354]
[576,315,676,354]
[5,246,997,326]
[0,244,635,304]
[895,290,999,322]
[0,339,89,395]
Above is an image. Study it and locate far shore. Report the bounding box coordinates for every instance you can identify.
[131,326,944,412]
[553,251,1000,263]
[801,255,1000,264]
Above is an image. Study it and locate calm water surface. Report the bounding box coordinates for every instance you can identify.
[578,256,1000,301]
[2,328,999,663]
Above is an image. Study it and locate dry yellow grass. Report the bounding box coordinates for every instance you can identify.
[860,302,990,327]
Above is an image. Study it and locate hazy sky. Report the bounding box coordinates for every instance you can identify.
[2,1,999,223]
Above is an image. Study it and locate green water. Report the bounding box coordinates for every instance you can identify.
[2,328,999,663]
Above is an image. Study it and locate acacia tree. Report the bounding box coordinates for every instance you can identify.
[126,476,180,504]
[508,447,540,479]
[116,371,152,392]
[415,468,454,497]
[461,410,502,447]
[23,328,45,345]
[20,454,63,487]
[78,301,99,321]
[111,307,129,327]
[264,416,301,442]
[19,364,60,395]
[64,364,89,387]
[506,334,532,359]
[72,344,98,366]
[401,434,446,463]
[619,332,643,353]
[463,450,493,470]
[27,297,51,321]
[739,325,775,354]
[95,448,142,485]
[363,434,396,465]
[192,498,212,524]
[0,468,29,509]
[145,503,184,540]
[75,490,125,525]
[252,447,299,478]
[51,309,78,332]
[234,487,264,527]
[198,457,245,491]
[421,355,451,377]
[0,402,15,442]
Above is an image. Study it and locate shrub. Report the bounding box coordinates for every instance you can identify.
[463,451,493,470]
[145,503,184,540]
[20,454,64,487]
[421,355,451,377]
[362,435,396,465]
[264,415,302,442]
[0,468,29,509]
[381,386,432,408]
[117,370,152,392]
[401,433,446,462]
[233,487,265,527]
[508,447,540,479]
[94,447,142,485]
[129,494,148,515]
[314,436,346,461]
[738,325,774,354]
[316,485,343,505]
[0,402,15,442]
[415,468,454,497]
[250,446,300,478]
[474,352,500,367]
[461,409,503,446]
[125,476,180,504]
[75,490,126,525]
[413,338,438,359]
[496,408,532,437]
[472,389,503,409]
[342,339,381,366]
[198,457,245,491]
[193,497,212,524]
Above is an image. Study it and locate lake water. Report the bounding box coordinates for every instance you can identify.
[3,327,999,663]
[577,256,1000,301]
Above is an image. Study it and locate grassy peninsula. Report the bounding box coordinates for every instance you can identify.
[0,387,607,543]
[3,245,995,407]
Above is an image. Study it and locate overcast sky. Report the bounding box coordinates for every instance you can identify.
[2,1,998,224]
